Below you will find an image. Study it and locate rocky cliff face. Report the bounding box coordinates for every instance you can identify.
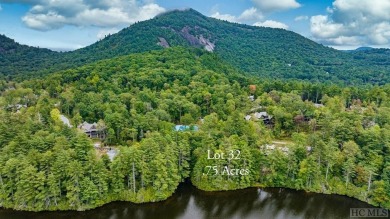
[178,26,215,52]
[157,26,215,52]
[157,37,170,48]
[199,35,215,52]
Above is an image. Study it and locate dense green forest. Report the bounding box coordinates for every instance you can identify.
[0,47,389,211]
[2,9,390,84]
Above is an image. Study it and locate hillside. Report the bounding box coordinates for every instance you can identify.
[0,35,62,79]
[1,9,390,84]
[0,47,389,211]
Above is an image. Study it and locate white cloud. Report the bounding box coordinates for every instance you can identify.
[310,15,344,38]
[97,28,120,39]
[253,20,289,29]
[239,7,263,21]
[211,0,298,29]
[22,11,66,31]
[332,0,390,21]
[310,0,390,47]
[294,15,308,21]
[211,7,263,23]
[136,3,165,21]
[324,36,361,46]
[5,0,165,31]
[211,12,238,23]
[252,0,301,12]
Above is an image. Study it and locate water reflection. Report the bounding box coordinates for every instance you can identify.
[0,182,379,219]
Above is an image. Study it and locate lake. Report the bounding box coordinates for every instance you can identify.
[0,183,381,219]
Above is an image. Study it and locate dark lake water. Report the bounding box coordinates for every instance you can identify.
[0,183,384,219]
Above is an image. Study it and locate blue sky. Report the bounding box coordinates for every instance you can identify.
[1,0,389,51]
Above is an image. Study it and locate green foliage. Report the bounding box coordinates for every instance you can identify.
[2,10,390,85]
[0,47,389,212]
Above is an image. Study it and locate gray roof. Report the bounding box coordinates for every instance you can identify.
[254,112,268,119]
[246,112,272,121]
[78,121,99,132]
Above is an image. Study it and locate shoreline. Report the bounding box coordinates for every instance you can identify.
[0,181,384,213]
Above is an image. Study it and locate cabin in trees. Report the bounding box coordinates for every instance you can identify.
[254,112,271,121]
[78,122,106,139]
[245,111,273,125]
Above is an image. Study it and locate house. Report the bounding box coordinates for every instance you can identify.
[248,95,255,102]
[245,112,273,125]
[174,125,199,132]
[60,115,72,128]
[254,112,270,120]
[78,121,105,139]
[254,112,273,125]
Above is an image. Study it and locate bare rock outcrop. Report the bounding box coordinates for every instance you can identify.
[179,26,215,52]
[157,37,170,48]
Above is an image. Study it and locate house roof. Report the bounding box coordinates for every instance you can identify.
[246,112,272,121]
[254,112,268,118]
[78,121,99,132]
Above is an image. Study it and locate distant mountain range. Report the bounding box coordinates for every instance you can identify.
[1,9,390,84]
[354,47,375,51]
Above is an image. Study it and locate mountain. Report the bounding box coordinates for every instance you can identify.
[355,47,374,51]
[0,34,62,79]
[350,48,390,65]
[1,9,390,84]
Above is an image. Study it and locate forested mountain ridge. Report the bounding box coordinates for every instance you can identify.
[0,34,61,79]
[0,34,53,55]
[1,9,390,84]
[0,47,389,211]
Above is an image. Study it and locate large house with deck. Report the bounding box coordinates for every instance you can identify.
[78,122,105,139]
